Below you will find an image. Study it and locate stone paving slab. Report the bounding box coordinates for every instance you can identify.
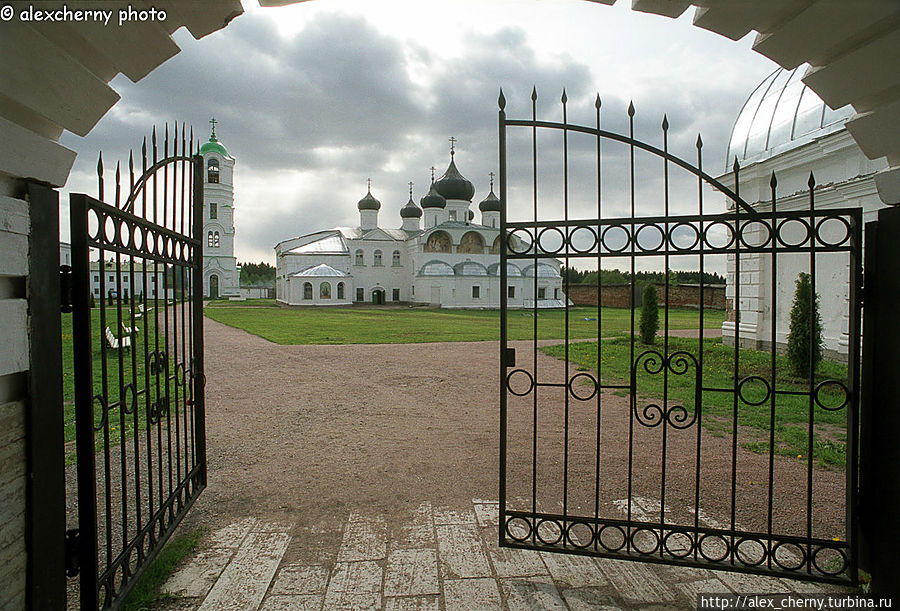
[501,575,568,610]
[161,548,235,599]
[436,523,492,579]
[443,578,503,611]
[270,564,328,596]
[336,514,387,562]
[383,595,441,610]
[391,502,435,549]
[384,549,440,597]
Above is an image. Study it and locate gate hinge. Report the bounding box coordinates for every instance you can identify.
[60,265,73,313]
[504,348,516,367]
[65,528,80,577]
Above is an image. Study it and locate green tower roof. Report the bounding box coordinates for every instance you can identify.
[199,117,228,156]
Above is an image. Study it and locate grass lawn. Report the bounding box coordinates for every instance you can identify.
[203,302,727,344]
[62,302,186,460]
[542,336,850,469]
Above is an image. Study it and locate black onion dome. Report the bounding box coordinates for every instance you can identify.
[479,188,501,212]
[357,187,381,211]
[400,196,422,218]
[420,182,446,209]
[434,158,475,202]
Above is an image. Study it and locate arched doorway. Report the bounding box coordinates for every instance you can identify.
[371,288,385,304]
[209,274,219,298]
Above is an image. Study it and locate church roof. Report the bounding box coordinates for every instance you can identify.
[434,148,475,202]
[357,186,381,211]
[199,119,229,157]
[292,263,349,278]
[400,196,422,218]
[727,66,853,168]
[287,234,348,254]
[479,188,501,212]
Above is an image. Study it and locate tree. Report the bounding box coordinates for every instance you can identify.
[639,283,659,345]
[786,272,823,378]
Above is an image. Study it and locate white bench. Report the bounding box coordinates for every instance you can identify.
[105,326,131,351]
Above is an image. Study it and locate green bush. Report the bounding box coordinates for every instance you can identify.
[639,283,659,345]
[786,272,823,378]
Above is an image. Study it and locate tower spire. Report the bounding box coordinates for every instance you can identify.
[209,117,218,140]
[489,171,495,191]
[449,136,457,157]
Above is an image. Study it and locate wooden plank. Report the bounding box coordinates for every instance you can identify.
[198,531,290,611]
[336,514,387,562]
[0,117,76,188]
[383,549,440,597]
[0,300,28,375]
[435,524,491,579]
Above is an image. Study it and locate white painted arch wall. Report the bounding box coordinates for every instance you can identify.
[1,0,899,606]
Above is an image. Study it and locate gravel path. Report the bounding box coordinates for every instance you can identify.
[181,317,844,549]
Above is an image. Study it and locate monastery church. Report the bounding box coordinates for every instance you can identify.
[275,143,566,308]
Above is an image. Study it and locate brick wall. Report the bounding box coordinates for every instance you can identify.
[567,283,726,309]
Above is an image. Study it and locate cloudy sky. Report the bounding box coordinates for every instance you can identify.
[59,0,777,264]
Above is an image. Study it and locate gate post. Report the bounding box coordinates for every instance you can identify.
[859,205,900,593]
[25,182,66,608]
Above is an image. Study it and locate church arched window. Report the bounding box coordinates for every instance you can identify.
[374,250,383,266]
[303,282,312,300]
[392,250,401,266]
[337,282,345,300]
[207,158,219,183]
[355,249,364,265]
[320,282,331,299]
[213,231,220,248]
[425,231,452,253]
[208,231,214,247]
[458,231,485,254]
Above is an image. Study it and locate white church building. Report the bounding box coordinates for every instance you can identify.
[718,67,889,358]
[200,120,239,298]
[275,147,565,308]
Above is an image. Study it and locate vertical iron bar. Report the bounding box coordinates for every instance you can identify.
[694,135,704,561]
[70,193,99,611]
[498,90,508,547]
[562,89,570,530]
[192,153,208,489]
[594,94,603,549]
[531,87,539,535]
[806,173,816,571]
[660,115,670,546]
[767,172,778,569]
[730,158,741,565]
[626,101,636,551]
[153,127,164,525]
[114,162,129,566]
[846,209,861,583]
[171,124,182,512]
[141,138,155,538]
[163,125,174,519]
[128,152,142,556]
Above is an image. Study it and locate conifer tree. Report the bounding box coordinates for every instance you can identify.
[640,283,659,345]
[786,272,823,378]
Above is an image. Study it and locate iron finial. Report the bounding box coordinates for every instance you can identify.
[531,86,538,102]
[498,88,506,110]
[367,177,372,191]
[595,94,602,109]
[209,117,218,139]
[561,88,567,104]
[409,181,414,198]
[449,136,457,156]
[808,171,816,189]
[430,166,436,182]
[770,171,778,189]
[732,157,741,173]
[696,134,703,149]
[661,114,669,131]
[628,101,635,117]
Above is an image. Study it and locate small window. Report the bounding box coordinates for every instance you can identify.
[208,231,214,247]
[392,250,400,266]
[94,288,99,295]
[303,282,312,300]
[356,287,364,302]
[214,232,220,248]
[207,158,219,183]
[508,286,515,299]
[472,285,480,299]
[392,288,400,301]
[337,282,345,300]
[210,203,217,219]
[538,287,546,299]
[449,210,457,221]
[109,275,115,283]
[554,288,560,299]
[93,275,99,282]
[411,286,415,296]
[320,282,331,299]
[355,249,364,266]
[374,250,383,266]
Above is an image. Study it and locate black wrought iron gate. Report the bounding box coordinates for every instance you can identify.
[69,125,206,609]
[498,90,861,585]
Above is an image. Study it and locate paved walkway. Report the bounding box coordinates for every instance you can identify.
[162,498,848,610]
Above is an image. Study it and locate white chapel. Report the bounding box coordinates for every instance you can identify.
[200,119,239,298]
[275,145,566,308]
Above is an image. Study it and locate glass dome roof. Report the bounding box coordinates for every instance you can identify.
[726,67,854,168]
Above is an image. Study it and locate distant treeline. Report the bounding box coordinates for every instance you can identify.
[239,261,276,287]
[562,267,726,286]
